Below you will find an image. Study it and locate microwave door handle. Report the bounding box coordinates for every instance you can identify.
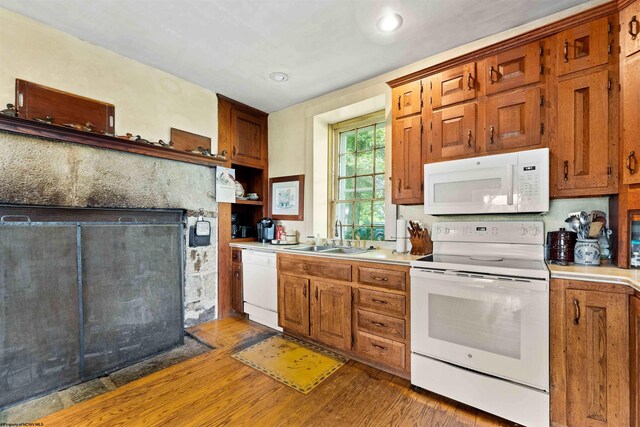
[507,165,514,205]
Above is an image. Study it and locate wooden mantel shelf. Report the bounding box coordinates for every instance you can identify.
[0,115,226,168]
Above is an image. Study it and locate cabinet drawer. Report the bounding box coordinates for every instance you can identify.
[231,248,242,263]
[357,266,405,291]
[279,258,352,282]
[355,331,406,370]
[356,288,406,317]
[356,309,405,341]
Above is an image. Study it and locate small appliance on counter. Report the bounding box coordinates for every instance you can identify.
[257,218,275,243]
[231,213,241,239]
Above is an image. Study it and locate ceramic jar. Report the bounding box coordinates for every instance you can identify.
[574,239,600,265]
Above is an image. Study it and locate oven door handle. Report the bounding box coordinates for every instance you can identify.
[411,269,548,292]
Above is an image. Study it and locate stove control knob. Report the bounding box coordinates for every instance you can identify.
[434,225,442,235]
[519,226,528,236]
[529,226,540,236]
[444,227,450,235]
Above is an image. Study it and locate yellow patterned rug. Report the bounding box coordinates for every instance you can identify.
[231,334,348,394]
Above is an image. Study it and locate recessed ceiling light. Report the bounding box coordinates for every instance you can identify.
[269,72,289,82]
[376,13,403,32]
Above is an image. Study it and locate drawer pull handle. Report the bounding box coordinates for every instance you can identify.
[563,40,569,63]
[573,299,581,325]
[371,321,388,328]
[467,129,472,147]
[563,160,569,181]
[372,343,387,350]
[372,276,389,282]
[630,15,639,40]
[371,298,389,305]
[467,72,473,89]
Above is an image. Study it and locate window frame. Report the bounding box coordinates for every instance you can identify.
[328,110,386,242]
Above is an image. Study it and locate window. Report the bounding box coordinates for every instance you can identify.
[331,112,386,241]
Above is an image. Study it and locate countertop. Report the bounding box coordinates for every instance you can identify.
[548,263,640,293]
[229,241,420,266]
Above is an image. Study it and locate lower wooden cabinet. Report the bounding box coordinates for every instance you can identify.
[631,294,640,427]
[277,253,410,378]
[551,279,632,427]
[231,262,244,314]
[311,281,352,351]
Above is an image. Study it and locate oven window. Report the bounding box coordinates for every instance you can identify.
[433,178,503,204]
[428,294,522,359]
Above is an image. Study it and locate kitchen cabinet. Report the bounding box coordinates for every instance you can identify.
[553,68,616,196]
[311,280,352,351]
[484,42,543,95]
[556,17,611,76]
[622,2,640,58]
[632,294,640,427]
[550,279,632,427]
[428,103,477,162]
[621,1,640,185]
[484,87,542,152]
[277,253,411,378]
[278,273,310,335]
[430,62,477,108]
[392,80,422,119]
[391,114,423,204]
[231,250,243,314]
[230,107,267,167]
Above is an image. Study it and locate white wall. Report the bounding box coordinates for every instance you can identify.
[268,0,609,240]
[0,8,218,148]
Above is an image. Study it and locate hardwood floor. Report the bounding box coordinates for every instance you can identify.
[38,317,516,426]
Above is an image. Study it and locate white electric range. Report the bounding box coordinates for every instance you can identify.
[410,221,549,427]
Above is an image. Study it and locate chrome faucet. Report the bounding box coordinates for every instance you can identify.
[334,220,343,246]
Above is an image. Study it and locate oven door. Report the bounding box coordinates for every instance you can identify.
[410,268,549,391]
[424,156,516,215]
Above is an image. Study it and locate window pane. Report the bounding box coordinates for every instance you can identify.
[356,151,374,175]
[355,201,372,226]
[339,130,355,154]
[356,176,373,199]
[372,227,385,241]
[356,126,374,151]
[375,148,385,174]
[354,227,372,240]
[373,200,385,226]
[374,174,385,199]
[336,202,353,225]
[375,122,385,147]
[342,226,353,240]
[338,178,355,200]
[339,153,355,177]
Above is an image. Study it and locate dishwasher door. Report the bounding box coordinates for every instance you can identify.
[242,250,280,330]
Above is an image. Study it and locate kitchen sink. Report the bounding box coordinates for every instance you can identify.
[285,245,335,252]
[318,247,367,255]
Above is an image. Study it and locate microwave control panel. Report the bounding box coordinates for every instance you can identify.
[516,148,549,213]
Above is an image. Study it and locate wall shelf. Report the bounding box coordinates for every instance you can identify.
[234,199,264,206]
[0,115,226,168]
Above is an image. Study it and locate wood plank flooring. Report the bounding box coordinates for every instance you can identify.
[38,317,516,426]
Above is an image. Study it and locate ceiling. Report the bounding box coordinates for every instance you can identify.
[1,0,593,112]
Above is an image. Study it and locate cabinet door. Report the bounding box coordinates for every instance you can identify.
[392,80,422,119]
[278,274,309,335]
[555,69,611,192]
[485,87,541,153]
[431,62,477,108]
[231,108,265,167]
[429,103,476,161]
[623,55,640,185]
[311,281,352,351]
[621,1,640,58]
[485,42,542,95]
[391,115,423,204]
[631,295,640,427]
[556,17,610,76]
[231,263,243,314]
[565,289,629,427]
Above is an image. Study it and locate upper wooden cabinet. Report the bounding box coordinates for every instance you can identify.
[485,87,542,153]
[392,80,423,118]
[429,103,477,162]
[391,115,423,204]
[310,281,352,351]
[278,274,310,335]
[484,42,543,95]
[554,69,615,195]
[431,62,477,108]
[621,1,640,58]
[556,17,611,76]
[230,107,267,167]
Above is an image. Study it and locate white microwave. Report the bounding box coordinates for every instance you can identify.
[424,148,549,215]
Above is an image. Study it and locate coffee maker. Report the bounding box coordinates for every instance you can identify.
[231,214,241,238]
[257,218,275,243]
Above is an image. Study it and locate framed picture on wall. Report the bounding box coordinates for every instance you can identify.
[269,175,304,221]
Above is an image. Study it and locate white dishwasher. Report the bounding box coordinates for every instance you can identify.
[242,250,281,331]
